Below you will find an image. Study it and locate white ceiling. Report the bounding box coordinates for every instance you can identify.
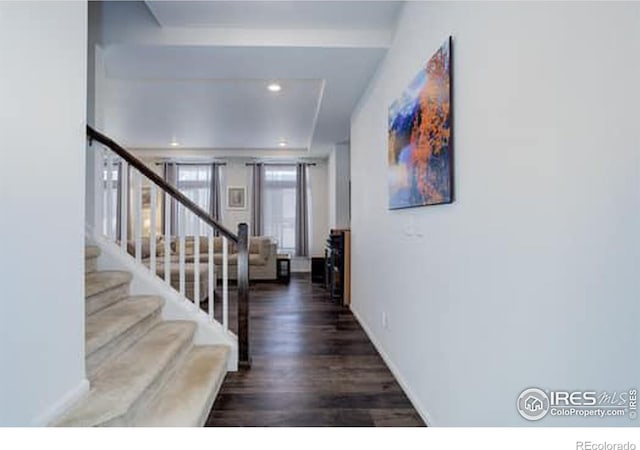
[145,1,402,30]
[105,78,324,149]
[96,1,402,156]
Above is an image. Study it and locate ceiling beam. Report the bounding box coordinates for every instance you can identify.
[96,1,393,49]
[106,26,393,49]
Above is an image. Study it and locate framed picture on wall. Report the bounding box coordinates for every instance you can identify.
[227,186,247,210]
[388,36,453,209]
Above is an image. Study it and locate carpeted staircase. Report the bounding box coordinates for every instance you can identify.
[56,246,229,427]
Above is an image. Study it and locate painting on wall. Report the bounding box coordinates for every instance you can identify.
[227,186,247,210]
[388,37,453,210]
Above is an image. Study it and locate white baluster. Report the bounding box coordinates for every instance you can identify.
[179,204,186,297]
[164,192,171,285]
[120,161,128,252]
[105,151,113,240]
[222,235,228,330]
[134,170,142,263]
[208,227,214,322]
[150,184,157,276]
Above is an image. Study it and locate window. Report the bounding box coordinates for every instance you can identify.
[102,161,121,237]
[263,166,297,254]
[176,165,213,236]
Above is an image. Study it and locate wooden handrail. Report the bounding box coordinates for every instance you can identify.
[87,125,238,243]
[87,125,250,368]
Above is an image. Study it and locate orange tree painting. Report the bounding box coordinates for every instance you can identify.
[388,37,452,209]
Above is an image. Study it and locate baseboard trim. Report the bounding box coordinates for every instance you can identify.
[32,378,90,427]
[351,306,436,427]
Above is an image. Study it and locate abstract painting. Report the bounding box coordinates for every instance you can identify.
[388,37,453,209]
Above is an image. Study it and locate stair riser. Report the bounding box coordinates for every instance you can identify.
[85,257,98,274]
[136,347,230,427]
[193,358,227,427]
[102,338,195,426]
[87,308,163,379]
[86,283,130,316]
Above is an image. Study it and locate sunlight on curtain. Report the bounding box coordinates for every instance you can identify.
[176,165,212,236]
[103,160,120,237]
[263,165,297,254]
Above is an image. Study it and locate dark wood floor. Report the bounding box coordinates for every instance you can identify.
[205,274,425,427]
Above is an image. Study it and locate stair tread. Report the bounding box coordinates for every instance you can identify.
[86,296,164,357]
[86,271,132,298]
[134,345,229,427]
[85,246,100,259]
[58,321,197,427]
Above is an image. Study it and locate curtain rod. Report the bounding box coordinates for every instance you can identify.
[245,162,316,167]
[154,161,227,166]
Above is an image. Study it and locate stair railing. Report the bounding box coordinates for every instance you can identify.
[87,126,250,367]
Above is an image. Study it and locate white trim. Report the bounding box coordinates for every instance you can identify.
[290,256,310,273]
[351,306,435,427]
[306,78,326,152]
[32,379,90,427]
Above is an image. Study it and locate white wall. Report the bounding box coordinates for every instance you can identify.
[351,2,640,426]
[308,162,330,258]
[328,149,337,228]
[0,1,88,425]
[327,143,351,229]
[221,160,252,232]
[86,1,106,230]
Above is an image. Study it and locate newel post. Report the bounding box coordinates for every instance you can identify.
[237,222,251,368]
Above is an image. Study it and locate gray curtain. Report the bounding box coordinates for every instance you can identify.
[162,162,177,236]
[295,163,309,257]
[210,163,222,235]
[210,163,221,221]
[251,163,264,236]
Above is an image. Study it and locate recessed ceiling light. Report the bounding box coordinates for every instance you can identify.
[267,83,282,93]
[170,141,179,147]
[278,140,287,147]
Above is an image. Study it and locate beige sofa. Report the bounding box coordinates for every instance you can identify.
[130,235,277,302]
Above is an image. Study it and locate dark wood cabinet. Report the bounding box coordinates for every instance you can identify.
[325,229,350,305]
[277,255,291,284]
[311,257,326,283]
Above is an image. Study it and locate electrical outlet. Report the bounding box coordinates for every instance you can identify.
[403,217,415,236]
[382,311,388,330]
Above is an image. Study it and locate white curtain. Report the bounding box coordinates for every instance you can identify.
[162,162,177,236]
[103,159,122,239]
[263,165,297,254]
[176,164,219,237]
